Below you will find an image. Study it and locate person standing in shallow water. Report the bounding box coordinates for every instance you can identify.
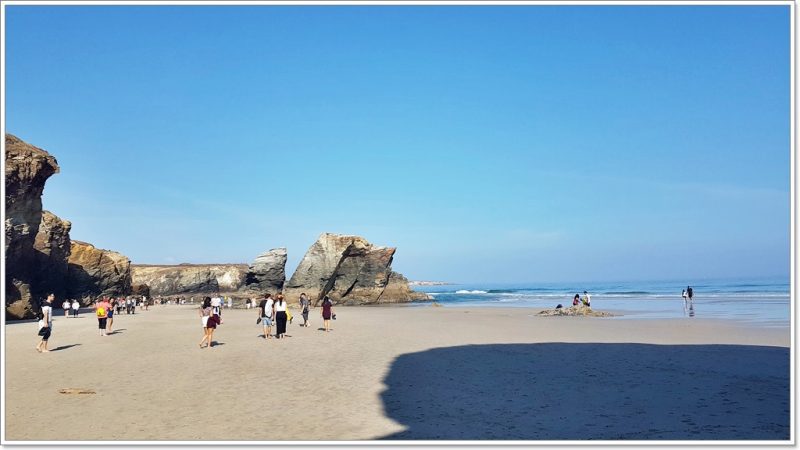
[274,294,288,339]
[36,294,54,352]
[321,296,334,332]
[687,286,694,302]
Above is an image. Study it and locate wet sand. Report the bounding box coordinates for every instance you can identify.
[3,305,790,442]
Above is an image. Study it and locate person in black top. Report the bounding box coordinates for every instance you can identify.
[687,286,693,301]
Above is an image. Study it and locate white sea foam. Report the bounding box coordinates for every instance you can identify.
[455,290,488,294]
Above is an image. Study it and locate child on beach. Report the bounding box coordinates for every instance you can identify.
[572,294,580,306]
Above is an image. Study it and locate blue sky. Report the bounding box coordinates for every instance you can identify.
[5,5,791,283]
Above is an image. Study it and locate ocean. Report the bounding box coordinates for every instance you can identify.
[414,277,790,327]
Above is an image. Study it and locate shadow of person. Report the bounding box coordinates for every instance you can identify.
[378,343,788,440]
[49,344,82,352]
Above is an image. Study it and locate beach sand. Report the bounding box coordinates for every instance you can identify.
[4,305,790,441]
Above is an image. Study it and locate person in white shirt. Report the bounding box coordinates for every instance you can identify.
[37,294,54,353]
[71,299,80,317]
[62,300,71,317]
[258,294,274,339]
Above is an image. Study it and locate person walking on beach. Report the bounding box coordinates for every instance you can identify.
[62,299,71,318]
[36,294,54,353]
[71,299,79,317]
[299,293,311,328]
[199,297,214,348]
[258,294,274,339]
[274,294,288,339]
[95,297,111,337]
[321,296,334,332]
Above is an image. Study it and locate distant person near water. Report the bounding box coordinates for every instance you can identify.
[682,289,688,303]
[274,294,288,339]
[62,299,70,317]
[687,286,693,301]
[71,299,79,317]
[321,296,334,332]
[258,294,274,339]
[582,291,591,307]
[95,297,111,336]
[199,297,214,349]
[36,294,54,353]
[572,294,580,306]
[299,293,311,328]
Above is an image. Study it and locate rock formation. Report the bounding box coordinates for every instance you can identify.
[32,210,72,300]
[283,233,429,305]
[131,264,249,296]
[537,304,615,317]
[5,134,62,319]
[244,248,287,294]
[67,241,132,300]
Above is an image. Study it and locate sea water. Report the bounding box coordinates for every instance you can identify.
[414,277,790,327]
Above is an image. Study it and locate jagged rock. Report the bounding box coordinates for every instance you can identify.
[283,233,430,305]
[5,134,61,319]
[131,264,248,296]
[244,248,287,294]
[67,241,132,299]
[537,304,615,317]
[32,210,72,300]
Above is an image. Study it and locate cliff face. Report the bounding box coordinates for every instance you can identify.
[67,241,132,300]
[131,264,249,296]
[32,210,73,301]
[283,233,430,305]
[244,248,287,294]
[5,134,61,319]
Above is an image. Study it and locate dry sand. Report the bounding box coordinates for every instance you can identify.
[3,305,790,442]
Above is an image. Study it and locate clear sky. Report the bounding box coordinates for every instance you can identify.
[5,5,791,283]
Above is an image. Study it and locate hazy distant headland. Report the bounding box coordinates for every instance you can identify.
[4,134,429,319]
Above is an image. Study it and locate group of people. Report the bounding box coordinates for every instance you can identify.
[60,299,81,318]
[571,291,592,307]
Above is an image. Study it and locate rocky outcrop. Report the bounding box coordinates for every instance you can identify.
[67,241,132,299]
[131,264,249,296]
[537,305,615,317]
[32,210,72,300]
[5,134,61,319]
[244,248,287,294]
[283,233,430,305]
[131,284,151,298]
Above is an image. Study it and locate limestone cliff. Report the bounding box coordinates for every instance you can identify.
[5,134,61,319]
[131,264,249,296]
[283,233,430,305]
[67,241,132,299]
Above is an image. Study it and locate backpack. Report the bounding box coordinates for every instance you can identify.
[96,305,106,317]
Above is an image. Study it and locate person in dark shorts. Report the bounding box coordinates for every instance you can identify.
[199,297,214,348]
[299,293,311,328]
[687,286,694,301]
[321,296,334,332]
[36,294,54,353]
[107,298,115,333]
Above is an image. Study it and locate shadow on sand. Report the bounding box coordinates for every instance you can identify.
[49,344,81,352]
[378,343,788,441]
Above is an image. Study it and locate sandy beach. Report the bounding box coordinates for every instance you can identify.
[4,305,790,442]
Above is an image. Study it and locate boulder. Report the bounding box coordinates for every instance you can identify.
[131,264,248,296]
[283,233,430,305]
[5,134,61,319]
[67,241,132,299]
[244,248,287,294]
